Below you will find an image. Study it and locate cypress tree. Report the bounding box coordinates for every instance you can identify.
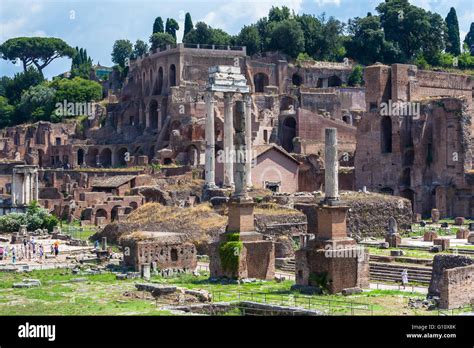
[445,7,461,56]
[183,13,193,40]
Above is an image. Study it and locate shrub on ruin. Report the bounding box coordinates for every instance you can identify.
[0,201,58,233]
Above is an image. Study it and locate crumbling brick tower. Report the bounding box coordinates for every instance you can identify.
[295,128,369,293]
[355,63,473,218]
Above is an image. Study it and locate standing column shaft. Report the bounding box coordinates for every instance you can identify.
[324,128,339,201]
[11,170,16,205]
[233,101,248,197]
[223,93,234,187]
[244,94,252,187]
[205,92,216,188]
[34,171,39,201]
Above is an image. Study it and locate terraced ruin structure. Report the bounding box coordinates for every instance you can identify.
[0,38,473,319]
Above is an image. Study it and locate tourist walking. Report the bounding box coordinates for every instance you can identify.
[39,244,44,262]
[401,269,409,289]
[54,241,59,257]
[12,246,16,264]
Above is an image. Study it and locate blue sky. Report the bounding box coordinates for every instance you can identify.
[1,0,473,79]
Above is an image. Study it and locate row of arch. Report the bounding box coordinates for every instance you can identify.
[253,72,343,93]
[77,146,155,168]
[142,64,176,96]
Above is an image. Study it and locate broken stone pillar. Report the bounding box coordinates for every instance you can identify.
[294,127,369,294]
[323,128,339,203]
[101,237,107,251]
[223,92,234,188]
[431,208,440,223]
[385,217,401,247]
[228,100,254,233]
[141,264,151,281]
[204,92,217,189]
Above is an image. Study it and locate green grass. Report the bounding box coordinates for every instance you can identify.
[0,269,441,316]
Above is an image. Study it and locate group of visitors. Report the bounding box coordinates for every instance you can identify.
[0,238,60,264]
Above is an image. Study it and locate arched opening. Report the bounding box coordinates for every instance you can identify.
[154,67,163,95]
[86,148,99,167]
[130,201,138,210]
[149,100,158,129]
[400,189,415,212]
[328,75,342,87]
[111,205,121,222]
[170,248,178,261]
[187,145,199,166]
[400,168,411,187]
[99,148,112,168]
[95,209,108,219]
[38,149,45,168]
[169,64,176,87]
[292,73,303,86]
[281,116,297,153]
[77,149,84,166]
[253,73,269,93]
[381,116,392,153]
[117,147,128,167]
[316,78,325,88]
[342,114,352,125]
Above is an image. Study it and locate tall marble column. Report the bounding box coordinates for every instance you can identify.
[34,170,39,201]
[232,100,248,198]
[205,92,217,188]
[223,92,234,188]
[11,169,16,205]
[243,94,252,188]
[145,104,150,128]
[324,128,339,202]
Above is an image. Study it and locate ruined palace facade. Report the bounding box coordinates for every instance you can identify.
[356,64,473,218]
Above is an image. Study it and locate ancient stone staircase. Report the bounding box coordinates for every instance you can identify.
[275,258,433,285]
[369,262,432,285]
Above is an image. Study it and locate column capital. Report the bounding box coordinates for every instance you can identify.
[205,91,215,104]
[224,92,234,102]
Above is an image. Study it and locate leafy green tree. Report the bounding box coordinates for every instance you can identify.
[348,65,364,86]
[346,14,401,65]
[318,16,346,61]
[111,39,133,68]
[183,13,194,40]
[153,17,164,34]
[268,19,305,58]
[132,39,149,58]
[50,77,102,104]
[183,22,232,46]
[235,25,261,56]
[376,0,446,64]
[5,67,44,105]
[0,37,75,75]
[295,14,322,58]
[445,7,461,56]
[268,6,291,22]
[0,96,14,128]
[17,84,56,123]
[149,32,176,50]
[165,18,180,41]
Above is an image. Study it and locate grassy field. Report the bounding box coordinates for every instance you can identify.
[0,268,451,316]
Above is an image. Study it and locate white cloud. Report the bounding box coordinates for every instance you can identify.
[0,18,27,41]
[314,0,341,7]
[200,0,303,32]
